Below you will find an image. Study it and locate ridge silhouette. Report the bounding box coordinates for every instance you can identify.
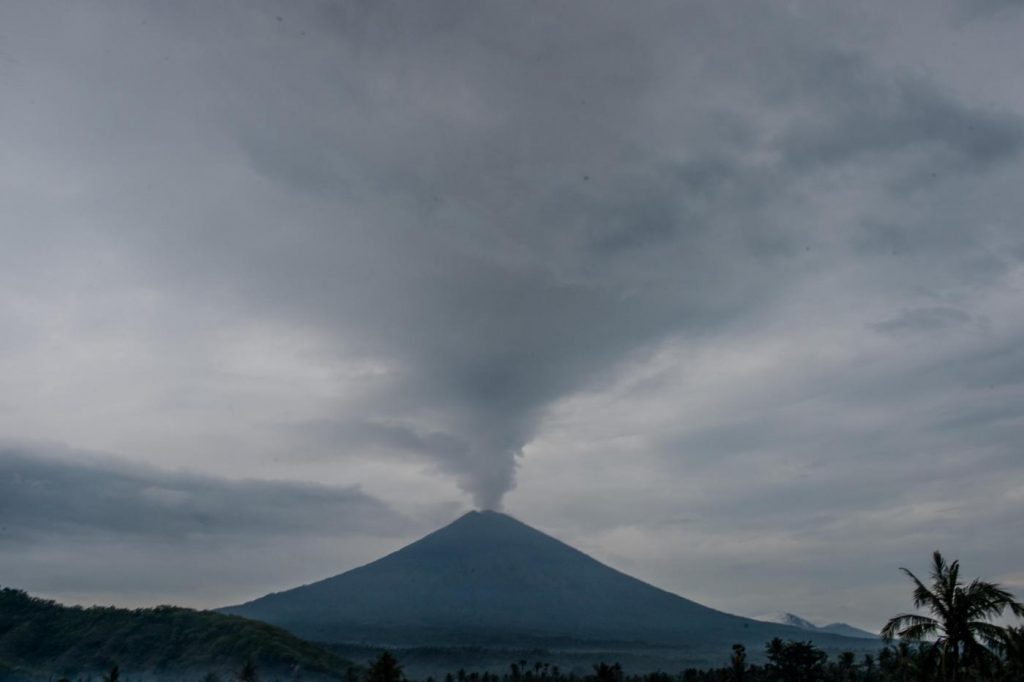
[222,511,870,650]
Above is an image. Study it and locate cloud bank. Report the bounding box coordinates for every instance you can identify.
[0,443,415,607]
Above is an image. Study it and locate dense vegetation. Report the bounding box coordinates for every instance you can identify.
[370,633,1024,682]
[0,588,353,680]
[366,637,1013,682]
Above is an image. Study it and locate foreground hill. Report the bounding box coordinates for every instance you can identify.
[0,588,354,680]
[222,511,876,667]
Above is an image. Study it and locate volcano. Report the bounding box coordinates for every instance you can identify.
[221,511,873,657]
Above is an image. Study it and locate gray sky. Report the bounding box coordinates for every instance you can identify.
[1,0,1023,632]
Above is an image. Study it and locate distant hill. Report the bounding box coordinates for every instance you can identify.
[755,612,878,640]
[222,511,877,667]
[0,588,355,680]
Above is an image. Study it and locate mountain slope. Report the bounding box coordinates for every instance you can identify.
[222,511,871,652]
[0,588,354,680]
[820,622,879,639]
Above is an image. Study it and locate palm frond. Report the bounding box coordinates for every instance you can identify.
[901,567,944,615]
[967,620,1009,650]
[882,613,939,641]
[930,551,947,580]
[947,559,960,593]
[963,577,1024,619]
[998,625,1024,658]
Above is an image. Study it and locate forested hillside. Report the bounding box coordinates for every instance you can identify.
[0,588,354,680]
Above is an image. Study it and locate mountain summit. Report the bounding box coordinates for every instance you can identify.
[222,511,869,652]
[755,612,878,640]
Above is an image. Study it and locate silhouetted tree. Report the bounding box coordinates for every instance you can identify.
[730,644,747,682]
[880,641,925,681]
[765,638,827,682]
[881,551,1024,681]
[238,659,259,682]
[592,662,623,682]
[367,652,404,682]
[831,651,853,681]
[997,626,1024,680]
[102,666,119,682]
[861,653,876,681]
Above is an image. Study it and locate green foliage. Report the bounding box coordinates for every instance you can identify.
[0,587,353,680]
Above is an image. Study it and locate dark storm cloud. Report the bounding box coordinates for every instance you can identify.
[287,418,471,463]
[2,0,1023,510]
[956,0,1024,21]
[870,307,974,335]
[770,52,1024,175]
[0,445,412,544]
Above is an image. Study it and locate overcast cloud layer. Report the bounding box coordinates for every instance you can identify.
[1,0,1023,629]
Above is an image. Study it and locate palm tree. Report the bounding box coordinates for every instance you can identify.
[881,551,1024,681]
[996,626,1024,680]
[879,641,923,681]
[730,643,747,682]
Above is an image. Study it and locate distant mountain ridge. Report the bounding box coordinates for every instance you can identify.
[755,612,877,640]
[222,511,877,660]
